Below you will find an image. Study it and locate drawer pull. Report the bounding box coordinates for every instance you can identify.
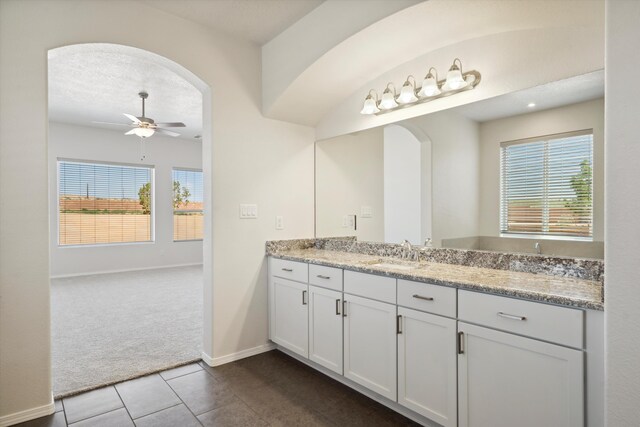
[412,294,434,301]
[281,268,293,272]
[317,275,331,279]
[343,300,347,317]
[396,315,403,334]
[497,311,527,321]
[335,299,341,315]
[302,290,307,305]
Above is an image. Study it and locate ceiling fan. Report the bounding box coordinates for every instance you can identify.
[93,91,185,138]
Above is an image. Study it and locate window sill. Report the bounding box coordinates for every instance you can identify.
[499,233,593,242]
[58,241,155,248]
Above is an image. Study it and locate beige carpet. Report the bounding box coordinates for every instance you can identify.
[51,265,202,397]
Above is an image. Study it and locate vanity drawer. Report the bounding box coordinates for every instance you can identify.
[344,270,396,303]
[309,264,343,291]
[270,258,308,283]
[458,290,584,348]
[397,279,456,318]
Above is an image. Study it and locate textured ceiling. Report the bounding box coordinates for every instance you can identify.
[141,0,324,45]
[48,44,202,140]
[453,70,604,122]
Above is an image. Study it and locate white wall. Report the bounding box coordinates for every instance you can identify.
[405,110,481,246]
[315,129,385,242]
[383,125,424,245]
[48,122,203,277]
[0,0,315,422]
[478,98,605,242]
[605,0,640,424]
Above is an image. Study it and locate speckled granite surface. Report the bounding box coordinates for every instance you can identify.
[266,239,604,311]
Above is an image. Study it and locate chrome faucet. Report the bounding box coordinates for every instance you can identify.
[424,238,433,248]
[400,239,413,259]
[534,242,541,255]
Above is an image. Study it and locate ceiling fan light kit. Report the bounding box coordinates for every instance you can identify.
[360,58,481,115]
[92,91,186,139]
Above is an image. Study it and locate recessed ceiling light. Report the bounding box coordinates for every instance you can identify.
[528,102,536,108]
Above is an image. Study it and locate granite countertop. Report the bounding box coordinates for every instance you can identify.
[270,248,604,311]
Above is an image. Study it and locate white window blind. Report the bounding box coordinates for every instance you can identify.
[173,168,204,241]
[500,130,593,239]
[58,160,153,245]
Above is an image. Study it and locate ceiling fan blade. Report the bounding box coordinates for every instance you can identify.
[125,129,138,135]
[92,121,135,127]
[155,128,180,137]
[153,122,186,128]
[123,113,141,124]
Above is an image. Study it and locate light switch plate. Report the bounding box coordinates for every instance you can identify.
[275,216,284,230]
[239,204,258,219]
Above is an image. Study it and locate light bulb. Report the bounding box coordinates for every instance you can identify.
[417,71,441,97]
[379,87,398,110]
[133,127,155,138]
[444,59,467,91]
[360,94,380,115]
[397,80,418,104]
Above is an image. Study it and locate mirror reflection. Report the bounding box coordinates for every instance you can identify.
[315,71,604,259]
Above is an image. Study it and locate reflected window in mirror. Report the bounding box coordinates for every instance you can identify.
[500,130,593,240]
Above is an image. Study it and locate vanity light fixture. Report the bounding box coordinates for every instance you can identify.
[443,58,468,90]
[417,67,441,98]
[379,83,399,110]
[528,102,536,108]
[360,89,380,115]
[360,58,481,115]
[397,76,419,104]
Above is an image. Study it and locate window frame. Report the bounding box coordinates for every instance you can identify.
[499,129,594,241]
[57,158,156,247]
[172,167,204,242]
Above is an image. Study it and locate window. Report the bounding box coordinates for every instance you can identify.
[173,168,203,241]
[58,160,153,245]
[500,130,593,239]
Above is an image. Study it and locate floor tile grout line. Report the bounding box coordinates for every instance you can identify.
[59,399,69,427]
[128,402,183,422]
[162,372,205,426]
[159,364,203,382]
[112,384,136,425]
[66,406,127,426]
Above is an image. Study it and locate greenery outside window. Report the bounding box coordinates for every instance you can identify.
[172,168,203,241]
[500,130,593,239]
[58,160,153,245]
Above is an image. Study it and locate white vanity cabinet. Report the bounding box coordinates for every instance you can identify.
[343,293,398,401]
[457,290,585,427]
[269,276,309,358]
[397,306,457,427]
[308,285,343,374]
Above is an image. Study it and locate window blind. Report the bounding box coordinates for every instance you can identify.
[58,160,153,245]
[500,130,593,239]
[173,168,204,241]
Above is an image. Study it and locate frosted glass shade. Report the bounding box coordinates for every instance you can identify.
[133,127,155,138]
[360,96,380,115]
[418,75,441,97]
[379,90,398,110]
[397,83,418,104]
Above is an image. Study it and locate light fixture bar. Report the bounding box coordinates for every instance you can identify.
[359,59,482,116]
[372,70,481,115]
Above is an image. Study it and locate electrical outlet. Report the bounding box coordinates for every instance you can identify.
[239,204,258,219]
[275,216,284,230]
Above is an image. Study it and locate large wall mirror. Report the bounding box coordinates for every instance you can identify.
[315,71,604,259]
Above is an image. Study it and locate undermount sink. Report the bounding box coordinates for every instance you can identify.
[365,260,418,271]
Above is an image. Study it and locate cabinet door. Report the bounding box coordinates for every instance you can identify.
[343,294,397,400]
[458,322,584,427]
[269,276,308,358]
[398,307,457,427]
[308,286,343,374]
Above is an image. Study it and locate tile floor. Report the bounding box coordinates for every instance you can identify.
[16,350,419,426]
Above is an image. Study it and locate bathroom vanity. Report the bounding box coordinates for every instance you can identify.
[266,239,604,427]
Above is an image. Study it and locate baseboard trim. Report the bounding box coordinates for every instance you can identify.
[50,262,203,279]
[201,343,275,367]
[0,400,55,427]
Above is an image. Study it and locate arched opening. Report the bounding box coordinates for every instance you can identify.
[47,43,213,397]
[382,124,432,245]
